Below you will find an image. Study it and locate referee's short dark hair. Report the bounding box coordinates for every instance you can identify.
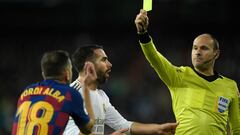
[72,45,103,72]
[41,50,70,78]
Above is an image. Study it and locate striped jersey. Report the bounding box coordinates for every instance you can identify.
[12,79,89,135]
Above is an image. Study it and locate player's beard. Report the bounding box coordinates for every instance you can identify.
[96,70,108,85]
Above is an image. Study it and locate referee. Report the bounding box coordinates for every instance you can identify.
[135,9,240,135]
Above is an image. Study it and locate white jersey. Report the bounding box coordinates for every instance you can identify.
[63,80,133,135]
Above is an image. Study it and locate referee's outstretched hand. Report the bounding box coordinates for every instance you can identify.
[135,9,149,34]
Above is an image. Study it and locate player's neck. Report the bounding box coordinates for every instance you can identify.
[44,76,68,84]
[77,76,97,90]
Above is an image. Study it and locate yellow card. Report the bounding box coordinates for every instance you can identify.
[143,0,152,11]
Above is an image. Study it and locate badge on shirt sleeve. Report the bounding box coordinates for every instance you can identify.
[218,96,229,113]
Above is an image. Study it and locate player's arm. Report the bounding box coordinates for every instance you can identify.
[130,122,178,135]
[110,128,129,135]
[135,9,181,87]
[70,90,93,135]
[104,100,178,135]
[79,84,95,134]
[228,83,240,135]
[102,90,132,134]
[80,62,97,134]
[103,91,178,135]
[64,62,96,135]
[64,101,94,135]
[79,93,94,134]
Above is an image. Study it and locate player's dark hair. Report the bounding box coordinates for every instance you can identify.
[72,45,103,72]
[41,50,70,79]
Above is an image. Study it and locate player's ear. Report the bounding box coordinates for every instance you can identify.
[65,68,72,83]
[62,68,70,83]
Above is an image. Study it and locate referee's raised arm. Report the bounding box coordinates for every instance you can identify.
[135,10,152,44]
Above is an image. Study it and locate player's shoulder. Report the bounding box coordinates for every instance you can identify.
[67,84,81,95]
[97,89,110,100]
[97,89,107,96]
[65,85,83,101]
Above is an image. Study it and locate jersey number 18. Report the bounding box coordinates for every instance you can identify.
[15,101,54,135]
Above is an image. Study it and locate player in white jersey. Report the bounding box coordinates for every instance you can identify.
[65,80,132,135]
[64,45,178,135]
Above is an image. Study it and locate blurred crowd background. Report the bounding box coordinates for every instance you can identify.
[0,0,239,134]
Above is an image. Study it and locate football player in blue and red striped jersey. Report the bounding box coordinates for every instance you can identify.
[12,50,95,135]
